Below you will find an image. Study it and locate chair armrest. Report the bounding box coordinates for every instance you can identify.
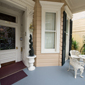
[71,55,79,58]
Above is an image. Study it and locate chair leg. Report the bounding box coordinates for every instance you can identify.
[80,68,84,78]
[74,69,77,79]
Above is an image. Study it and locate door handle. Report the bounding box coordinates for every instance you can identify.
[21,47,23,52]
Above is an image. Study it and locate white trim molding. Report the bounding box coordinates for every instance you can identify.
[40,1,64,53]
[0,0,35,10]
[64,6,73,19]
[65,0,72,10]
[40,1,64,11]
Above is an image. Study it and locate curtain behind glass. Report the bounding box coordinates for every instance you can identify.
[45,32,55,49]
[45,12,56,30]
[45,12,56,49]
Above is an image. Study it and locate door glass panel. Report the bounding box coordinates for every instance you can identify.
[45,12,56,30]
[0,25,15,50]
[45,32,55,49]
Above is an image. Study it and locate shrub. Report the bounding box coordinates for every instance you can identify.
[72,38,79,50]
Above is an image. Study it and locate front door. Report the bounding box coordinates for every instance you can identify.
[0,6,22,68]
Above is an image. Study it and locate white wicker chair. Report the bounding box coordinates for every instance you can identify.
[68,50,84,78]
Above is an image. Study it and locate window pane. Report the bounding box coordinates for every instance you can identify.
[45,32,55,49]
[66,19,68,33]
[0,13,16,23]
[0,25,15,50]
[45,12,56,30]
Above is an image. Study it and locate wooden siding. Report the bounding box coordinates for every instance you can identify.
[33,0,70,67]
[72,18,85,51]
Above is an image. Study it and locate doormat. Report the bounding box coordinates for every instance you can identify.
[0,61,26,79]
[0,70,27,85]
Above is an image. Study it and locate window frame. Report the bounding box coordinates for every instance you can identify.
[40,1,64,53]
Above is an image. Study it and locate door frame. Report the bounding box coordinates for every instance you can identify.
[0,0,35,67]
[64,6,72,61]
[62,6,72,66]
[0,5,22,68]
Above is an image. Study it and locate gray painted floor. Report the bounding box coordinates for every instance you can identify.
[13,60,85,85]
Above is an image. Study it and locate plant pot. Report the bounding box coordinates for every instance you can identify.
[27,55,36,71]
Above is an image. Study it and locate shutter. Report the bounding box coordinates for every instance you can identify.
[62,11,67,66]
[69,19,73,55]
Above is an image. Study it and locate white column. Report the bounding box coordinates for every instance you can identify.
[23,7,34,67]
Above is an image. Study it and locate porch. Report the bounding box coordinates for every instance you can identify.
[12,60,85,85]
[0,0,85,84]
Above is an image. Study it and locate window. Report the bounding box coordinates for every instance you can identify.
[40,1,64,53]
[0,25,15,50]
[66,19,68,34]
[45,12,56,49]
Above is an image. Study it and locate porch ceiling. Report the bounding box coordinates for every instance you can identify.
[65,0,85,14]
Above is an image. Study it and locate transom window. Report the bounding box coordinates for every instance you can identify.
[0,13,16,23]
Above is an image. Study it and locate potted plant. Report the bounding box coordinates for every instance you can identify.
[27,34,36,71]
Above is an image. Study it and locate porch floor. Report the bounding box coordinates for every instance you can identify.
[13,60,85,85]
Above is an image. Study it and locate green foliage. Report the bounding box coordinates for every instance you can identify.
[80,36,85,54]
[81,44,85,54]
[72,38,79,50]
